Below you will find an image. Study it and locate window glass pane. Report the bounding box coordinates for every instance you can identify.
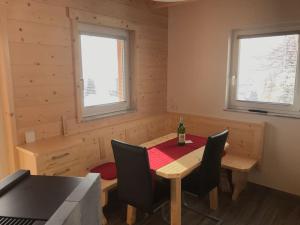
[80,35,125,107]
[237,34,299,104]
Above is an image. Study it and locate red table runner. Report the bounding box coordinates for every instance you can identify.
[147,134,207,171]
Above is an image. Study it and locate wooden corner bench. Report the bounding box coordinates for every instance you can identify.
[168,112,266,201]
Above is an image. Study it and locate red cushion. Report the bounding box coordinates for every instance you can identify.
[90,162,117,180]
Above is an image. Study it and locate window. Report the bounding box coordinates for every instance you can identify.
[227,25,300,117]
[78,23,130,118]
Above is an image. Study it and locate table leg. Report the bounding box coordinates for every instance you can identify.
[171,178,181,225]
[209,187,218,210]
[101,191,108,225]
[126,205,137,225]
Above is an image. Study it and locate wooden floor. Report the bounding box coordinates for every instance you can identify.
[104,183,300,225]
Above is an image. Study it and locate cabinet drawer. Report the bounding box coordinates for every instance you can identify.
[37,147,80,171]
[81,143,100,171]
[40,161,83,177]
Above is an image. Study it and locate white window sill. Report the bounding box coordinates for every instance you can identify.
[224,107,300,119]
[81,109,136,122]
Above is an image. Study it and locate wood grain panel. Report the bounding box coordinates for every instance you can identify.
[5,0,168,152]
[8,20,71,46]
[0,4,18,172]
[33,0,167,28]
[139,79,167,94]
[7,0,70,27]
[16,102,75,128]
[12,65,73,87]
[10,43,72,66]
[168,112,266,162]
[17,120,63,143]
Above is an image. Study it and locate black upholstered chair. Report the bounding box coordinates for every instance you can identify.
[182,130,229,225]
[111,139,170,224]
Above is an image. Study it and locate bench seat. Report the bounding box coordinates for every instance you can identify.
[222,153,257,172]
[222,153,258,200]
[102,178,117,193]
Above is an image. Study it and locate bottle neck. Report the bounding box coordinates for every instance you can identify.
[179,116,183,124]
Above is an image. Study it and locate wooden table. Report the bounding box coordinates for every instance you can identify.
[127,133,229,225]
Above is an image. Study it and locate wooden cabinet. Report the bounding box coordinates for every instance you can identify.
[17,135,86,177]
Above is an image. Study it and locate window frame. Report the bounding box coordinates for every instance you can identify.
[226,24,300,117]
[77,23,131,119]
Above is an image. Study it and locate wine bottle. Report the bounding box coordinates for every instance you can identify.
[177,116,186,146]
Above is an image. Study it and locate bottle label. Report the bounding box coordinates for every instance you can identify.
[178,133,185,144]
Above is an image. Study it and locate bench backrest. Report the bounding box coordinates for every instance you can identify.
[167,113,265,162]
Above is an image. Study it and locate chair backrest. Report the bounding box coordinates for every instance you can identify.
[111,140,153,212]
[198,130,229,196]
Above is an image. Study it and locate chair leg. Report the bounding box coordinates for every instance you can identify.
[127,205,137,225]
[160,202,170,224]
[182,192,222,225]
[127,202,170,225]
[183,204,222,225]
[209,187,218,210]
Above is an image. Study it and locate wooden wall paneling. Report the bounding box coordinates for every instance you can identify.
[65,112,145,136]
[80,133,101,172]
[12,65,73,88]
[125,122,149,145]
[15,85,73,108]
[0,5,18,172]
[139,49,167,67]
[16,102,75,128]
[150,116,173,139]
[8,20,71,46]
[17,120,63,143]
[6,1,75,143]
[68,8,138,31]
[77,114,170,169]
[7,0,70,27]
[110,0,168,17]
[98,127,126,163]
[124,114,171,145]
[138,96,166,113]
[32,0,168,29]
[6,0,168,147]
[139,66,167,81]
[139,78,166,94]
[9,43,72,66]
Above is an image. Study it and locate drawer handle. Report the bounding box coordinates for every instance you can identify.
[51,152,70,160]
[53,168,70,176]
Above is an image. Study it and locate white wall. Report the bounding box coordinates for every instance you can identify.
[168,0,300,196]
